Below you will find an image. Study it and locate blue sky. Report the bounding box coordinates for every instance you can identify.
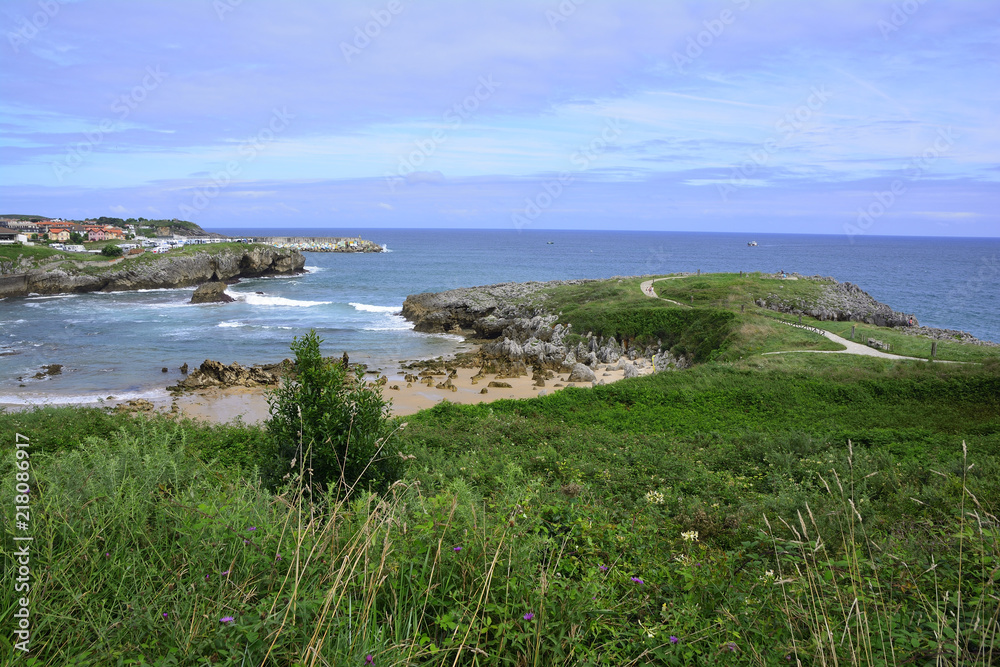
[1,0,997,235]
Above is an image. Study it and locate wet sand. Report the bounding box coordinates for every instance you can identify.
[171,364,651,425]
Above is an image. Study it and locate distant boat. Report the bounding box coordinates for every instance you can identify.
[747,241,758,246]
[547,241,554,244]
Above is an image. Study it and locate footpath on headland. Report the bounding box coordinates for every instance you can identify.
[640,274,963,363]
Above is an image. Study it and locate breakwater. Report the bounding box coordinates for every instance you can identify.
[251,236,384,253]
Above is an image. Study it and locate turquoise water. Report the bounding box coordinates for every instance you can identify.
[2,229,997,406]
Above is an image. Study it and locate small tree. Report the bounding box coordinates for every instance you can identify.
[266,330,401,497]
[100,244,123,257]
[69,231,84,244]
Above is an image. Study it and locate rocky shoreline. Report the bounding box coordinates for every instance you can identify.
[754,274,997,347]
[402,280,687,382]
[0,244,304,298]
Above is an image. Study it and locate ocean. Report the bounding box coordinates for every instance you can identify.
[2,229,998,407]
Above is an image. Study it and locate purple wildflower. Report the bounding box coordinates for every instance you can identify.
[220,616,234,624]
[162,612,168,619]
[453,546,462,552]
[726,642,738,652]
[365,655,374,665]
[631,577,644,585]
[243,539,250,544]
[221,570,230,577]
[275,554,282,561]
[247,526,256,531]
[204,574,210,581]
[670,635,679,644]
[599,565,609,572]
[523,612,534,621]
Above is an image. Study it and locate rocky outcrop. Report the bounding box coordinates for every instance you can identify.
[168,359,285,391]
[755,277,911,328]
[567,363,597,383]
[402,279,690,378]
[896,325,999,347]
[191,281,235,304]
[401,281,589,334]
[0,244,304,298]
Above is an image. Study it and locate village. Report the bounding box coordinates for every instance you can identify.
[0,216,221,254]
[0,217,384,255]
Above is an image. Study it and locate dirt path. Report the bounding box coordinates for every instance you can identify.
[639,275,691,308]
[639,275,952,363]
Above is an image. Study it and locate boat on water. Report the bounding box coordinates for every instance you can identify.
[747,241,758,246]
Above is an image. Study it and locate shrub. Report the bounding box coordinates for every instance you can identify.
[266,330,402,496]
[100,244,123,257]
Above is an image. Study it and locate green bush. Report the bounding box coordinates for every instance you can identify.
[100,244,123,257]
[265,330,402,496]
[562,305,737,362]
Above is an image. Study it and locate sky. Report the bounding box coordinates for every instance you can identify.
[0,0,997,235]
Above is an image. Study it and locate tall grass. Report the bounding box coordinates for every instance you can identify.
[765,441,999,666]
[3,414,996,664]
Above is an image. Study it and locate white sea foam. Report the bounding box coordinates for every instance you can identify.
[238,292,331,307]
[0,388,168,406]
[304,265,325,273]
[95,286,196,295]
[218,321,244,328]
[350,303,401,313]
[26,293,80,300]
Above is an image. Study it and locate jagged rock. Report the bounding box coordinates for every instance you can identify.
[32,364,63,380]
[2,245,304,298]
[115,399,155,413]
[180,362,189,374]
[756,278,913,328]
[480,388,489,394]
[170,359,279,390]
[191,281,234,304]
[567,363,597,383]
[622,362,640,379]
[488,381,512,388]
[401,280,591,334]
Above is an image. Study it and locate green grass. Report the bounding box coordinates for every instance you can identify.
[760,310,999,363]
[651,271,831,310]
[1,273,998,664]
[3,351,998,664]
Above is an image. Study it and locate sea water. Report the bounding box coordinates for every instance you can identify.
[2,229,997,406]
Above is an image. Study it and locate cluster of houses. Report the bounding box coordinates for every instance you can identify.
[0,218,129,245]
[0,218,255,257]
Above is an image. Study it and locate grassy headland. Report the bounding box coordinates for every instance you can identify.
[1,273,998,665]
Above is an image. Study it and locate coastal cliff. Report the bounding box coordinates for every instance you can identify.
[0,244,304,297]
[402,279,690,378]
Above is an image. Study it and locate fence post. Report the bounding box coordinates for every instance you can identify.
[741,304,745,313]
[850,325,855,340]
[931,341,937,358]
[798,315,802,324]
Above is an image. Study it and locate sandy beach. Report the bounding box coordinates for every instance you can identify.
[167,363,650,425]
